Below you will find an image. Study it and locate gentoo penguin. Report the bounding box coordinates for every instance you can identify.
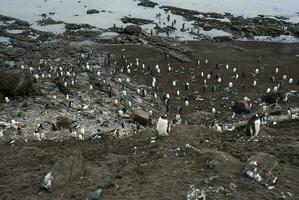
[156,114,171,136]
[255,68,259,74]
[246,114,261,138]
[185,82,190,91]
[253,80,257,86]
[174,107,183,124]
[212,108,216,114]
[4,97,10,103]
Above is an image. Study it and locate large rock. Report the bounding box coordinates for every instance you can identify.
[186,111,215,126]
[231,101,250,114]
[42,150,84,191]
[261,92,285,104]
[245,152,281,188]
[0,69,33,96]
[137,0,158,8]
[124,25,142,35]
[132,109,151,126]
[56,116,72,130]
[262,103,283,115]
[87,9,99,14]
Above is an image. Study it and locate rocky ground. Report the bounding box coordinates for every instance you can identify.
[0,14,299,200]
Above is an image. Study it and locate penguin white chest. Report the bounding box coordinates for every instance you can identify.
[253,119,261,136]
[156,117,169,136]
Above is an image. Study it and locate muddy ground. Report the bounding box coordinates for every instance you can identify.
[0,40,299,200]
[0,121,299,200]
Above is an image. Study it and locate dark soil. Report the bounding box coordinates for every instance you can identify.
[0,40,299,200]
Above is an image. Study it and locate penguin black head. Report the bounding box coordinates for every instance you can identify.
[252,114,259,120]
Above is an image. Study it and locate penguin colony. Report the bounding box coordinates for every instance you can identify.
[1,45,298,141]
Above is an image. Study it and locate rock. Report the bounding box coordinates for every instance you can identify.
[137,0,158,8]
[186,185,206,200]
[65,23,95,30]
[186,111,215,126]
[290,25,299,37]
[56,116,72,130]
[231,101,250,114]
[42,150,84,191]
[124,25,142,35]
[245,152,281,188]
[261,92,285,104]
[262,103,283,115]
[87,188,103,200]
[121,17,154,25]
[37,18,63,26]
[12,19,30,27]
[133,109,151,126]
[213,36,233,42]
[1,127,18,144]
[0,69,33,97]
[203,24,213,31]
[87,9,100,14]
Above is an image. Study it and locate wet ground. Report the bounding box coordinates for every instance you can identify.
[1,121,299,200]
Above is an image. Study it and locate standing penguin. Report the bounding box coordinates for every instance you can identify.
[156,114,171,136]
[246,114,261,138]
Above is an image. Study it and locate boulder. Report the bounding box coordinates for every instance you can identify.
[137,0,158,8]
[132,109,151,126]
[245,152,281,188]
[42,150,84,191]
[203,24,213,31]
[56,116,72,130]
[87,188,103,200]
[124,25,142,35]
[186,111,215,126]
[231,101,250,114]
[0,69,33,96]
[213,36,233,42]
[262,103,283,115]
[87,9,99,14]
[261,92,285,104]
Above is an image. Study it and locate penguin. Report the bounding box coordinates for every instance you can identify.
[4,97,10,103]
[185,82,190,91]
[255,68,259,74]
[212,108,216,114]
[246,114,261,138]
[172,80,176,87]
[174,107,183,124]
[156,114,171,136]
[253,80,257,86]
